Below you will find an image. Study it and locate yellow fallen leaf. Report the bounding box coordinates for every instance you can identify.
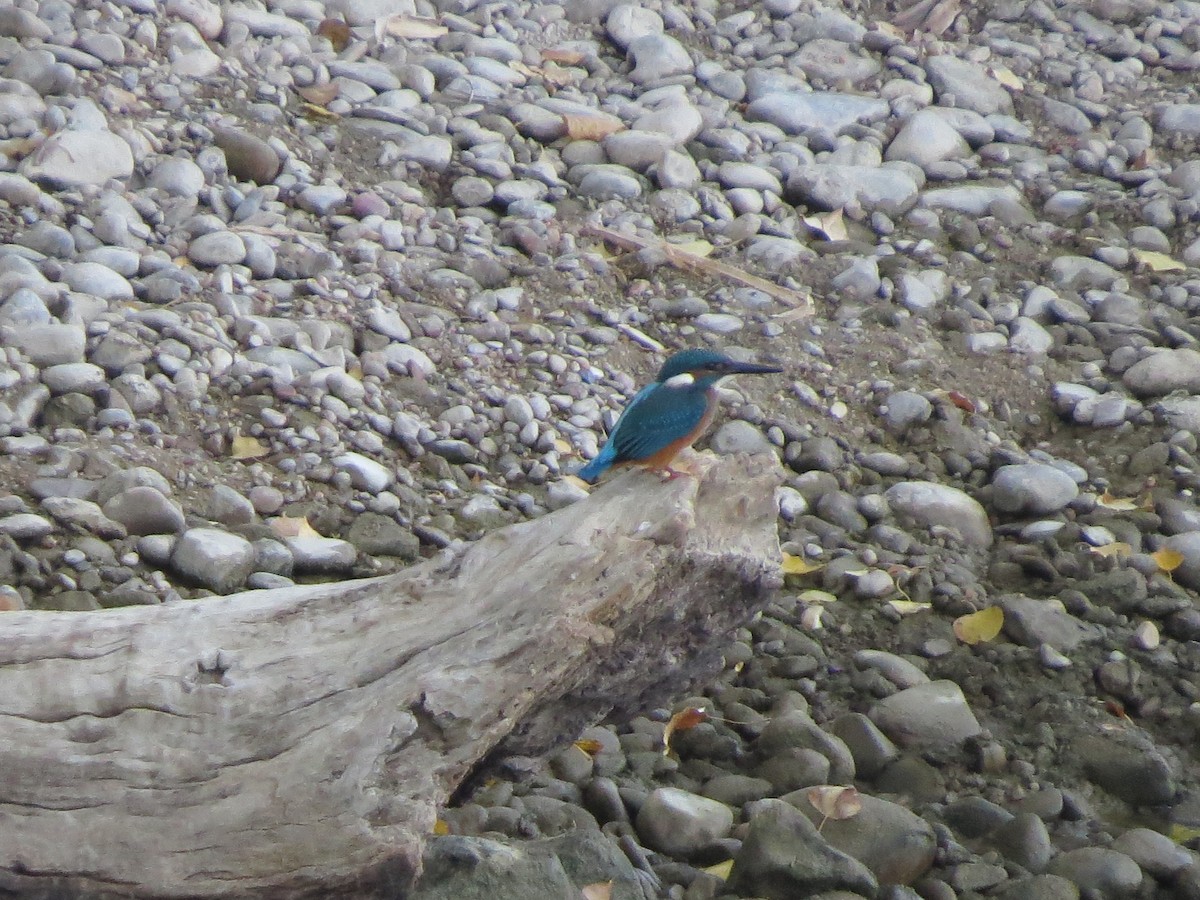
[782,553,823,576]
[1090,542,1133,558]
[1132,248,1186,272]
[798,589,837,604]
[800,606,824,630]
[562,112,625,141]
[989,65,1024,90]
[433,818,450,835]
[1152,547,1184,573]
[230,434,269,460]
[554,438,573,454]
[662,706,708,756]
[270,516,321,539]
[1097,491,1139,511]
[300,101,340,122]
[573,738,604,756]
[703,860,734,880]
[377,14,448,40]
[953,606,1004,645]
[670,238,714,258]
[887,599,931,615]
[1170,824,1200,844]
[581,883,612,900]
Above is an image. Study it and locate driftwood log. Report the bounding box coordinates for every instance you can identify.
[0,452,783,899]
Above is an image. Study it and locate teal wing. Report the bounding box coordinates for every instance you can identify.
[607,383,709,463]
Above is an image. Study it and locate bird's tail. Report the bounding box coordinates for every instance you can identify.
[576,445,616,484]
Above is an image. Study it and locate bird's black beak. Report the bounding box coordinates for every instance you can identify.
[727,361,784,376]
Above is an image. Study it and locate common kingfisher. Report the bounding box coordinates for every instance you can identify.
[577,348,783,483]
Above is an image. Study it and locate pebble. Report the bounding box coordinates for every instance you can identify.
[884,482,993,548]
[991,464,1080,516]
[171,528,254,593]
[635,787,733,858]
[868,681,982,748]
[730,799,878,897]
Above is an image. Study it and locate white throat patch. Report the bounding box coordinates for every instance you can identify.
[664,372,695,388]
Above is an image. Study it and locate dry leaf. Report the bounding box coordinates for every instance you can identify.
[1132,248,1186,272]
[584,224,811,310]
[270,516,321,539]
[782,553,824,576]
[298,83,340,106]
[671,238,714,258]
[300,102,340,122]
[989,65,1024,90]
[1090,542,1133,558]
[802,208,848,242]
[544,48,586,65]
[581,883,613,900]
[1170,824,1200,844]
[703,860,734,880]
[1152,547,1184,573]
[946,390,976,413]
[563,112,625,141]
[433,818,450,835]
[799,589,837,604]
[511,60,576,87]
[662,706,709,756]
[1097,491,1139,511]
[316,18,351,51]
[230,434,269,460]
[806,785,862,832]
[377,14,448,41]
[573,738,604,756]
[800,606,824,630]
[953,606,1004,645]
[888,599,932,615]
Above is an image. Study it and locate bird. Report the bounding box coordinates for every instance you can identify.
[577,348,783,484]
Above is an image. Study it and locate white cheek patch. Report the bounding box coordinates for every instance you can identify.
[664,372,695,388]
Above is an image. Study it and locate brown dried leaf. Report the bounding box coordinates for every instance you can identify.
[584,224,811,310]
[316,18,351,51]
[563,112,625,141]
[543,47,586,65]
[662,706,709,756]
[297,83,340,106]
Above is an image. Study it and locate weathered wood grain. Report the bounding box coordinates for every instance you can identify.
[0,452,783,898]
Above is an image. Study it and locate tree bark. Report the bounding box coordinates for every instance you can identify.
[0,452,783,899]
